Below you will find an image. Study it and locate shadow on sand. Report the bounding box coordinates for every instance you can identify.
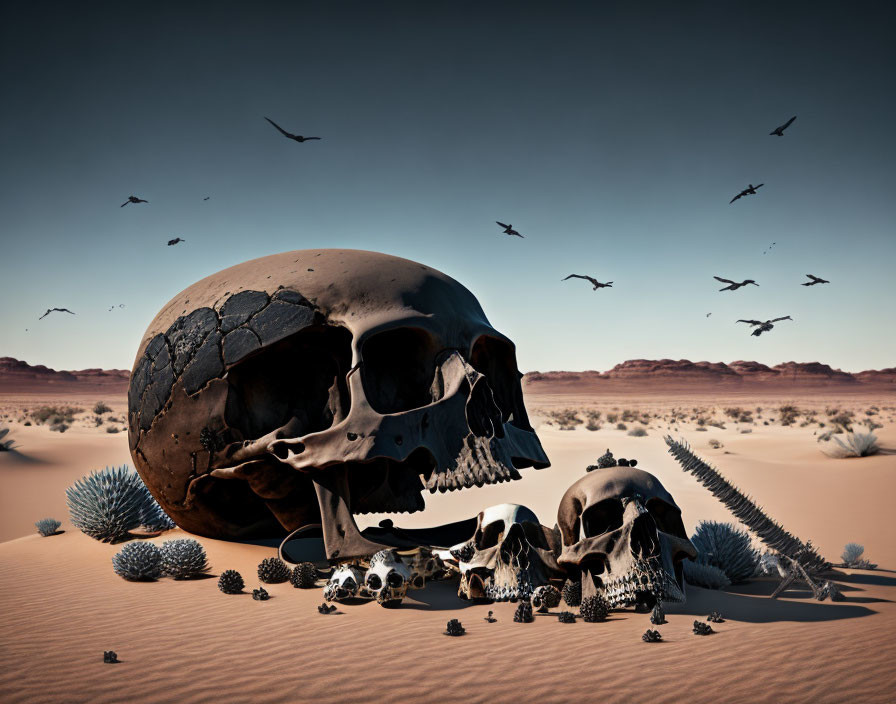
[667,580,879,623]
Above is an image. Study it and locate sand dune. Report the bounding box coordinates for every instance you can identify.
[1,387,895,703]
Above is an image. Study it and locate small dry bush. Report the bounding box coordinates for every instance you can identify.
[627,427,647,437]
[93,401,112,415]
[708,438,723,449]
[30,405,83,425]
[546,409,583,431]
[616,422,628,431]
[823,432,879,458]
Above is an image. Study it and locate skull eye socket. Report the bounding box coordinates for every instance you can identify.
[366,574,382,590]
[469,335,531,430]
[581,498,624,539]
[646,498,687,537]
[361,327,442,414]
[476,520,506,550]
[342,577,357,592]
[387,572,405,589]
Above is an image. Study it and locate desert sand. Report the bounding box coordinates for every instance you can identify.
[2,385,895,703]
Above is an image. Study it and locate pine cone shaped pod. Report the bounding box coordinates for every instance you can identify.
[257,557,291,584]
[557,611,577,624]
[513,601,534,623]
[651,602,667,625]
[642,629,663,642]
[445,619,465,636]
[693,620,713,635]
[218,569,245,594]
[562,579,582,607]
[581,594,609,622]
[596,449,616,469]
[252,587,270,601]
[290,562,318,589]
[707,611,724,623]
[111,541,162,581]
[160,538,209,579]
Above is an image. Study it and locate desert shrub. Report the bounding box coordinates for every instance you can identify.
[546,409,583,431]
[92,415,104,427]
[106,426,121,433]
[865,421,883,431]
[0,426,16,451]
[35,518,62,536]
[112,541,162,580]
[778,404,800,426]
[823,432,879,458]
[160,539,210,579]
[585,420,601,431]
[691,521,759,584]
[707,420,726,429]
[621,409,638,423]
[606,413,619,423]
[50,422,69,433]
[829,412,854,432]
[739,428,752,434]
[93,401,112,415]
[66,466,175,542]
[695,426,708,432]
[841,543,864,566]
[30,405,83,425]
[627,428,647,437]
[616,422,628,431]
[708,438,723,449]
[682,560,731,589]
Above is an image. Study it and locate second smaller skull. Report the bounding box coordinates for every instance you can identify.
[451,503,563,602]
[323,564,366,602]
[364,549,412,607]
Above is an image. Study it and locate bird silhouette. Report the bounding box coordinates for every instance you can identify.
[39,308,75,320]
[167,237,186,246]
[770,116,796,136]
[802,274,830,286]
[706,313,712,318]
[736,316,792,336]
[563,274,612,289]
[108,304,126,312]
[203,196,210,201]
[264,117,321,143]
[714,276,759,291]
[496,221,524,238]
[121,195,148,207]
[729,184,764,204]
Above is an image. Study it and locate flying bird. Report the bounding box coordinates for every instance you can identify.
[108,304,126,312]
[714,276,759,291]
[736,316,792,337]
[729,183,764,204]
[706,313,712,317]
[770,116,796,136]
[763,241,777,255]
[167,237,186,246]
[496,221,523,238]
[802,274,830,286]
[563,274,612,289]
[203,196,210,201]
[39,308,75,320]
[121,195,148,207]
[264,117,321,143]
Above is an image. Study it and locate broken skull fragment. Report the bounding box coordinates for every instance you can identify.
[127,249,549,561]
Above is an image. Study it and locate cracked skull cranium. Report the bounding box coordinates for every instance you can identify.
[127,249,549,560]
[451,503,563,602]
[557,466,696,611]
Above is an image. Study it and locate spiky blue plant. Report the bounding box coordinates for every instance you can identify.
[682,560,731,589]
[691,520,760,584]
[112,541,162,580]
[35,518,62,536]
[841,542,865,565]
[0,426,16,451]
[66,465,174,542]
[160,539,209,579]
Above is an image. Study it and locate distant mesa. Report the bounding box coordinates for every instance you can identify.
[0,358,129,393]
[524,359,895,389]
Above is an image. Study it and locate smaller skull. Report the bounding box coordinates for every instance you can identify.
[530,584,562,610]
[400,547,444,590]
[451,503,563,602]
[323,564,365,602]
[557,466,697,612]
[364,549,412,607]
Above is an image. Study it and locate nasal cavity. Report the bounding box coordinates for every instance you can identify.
[629,513,660,559]
[271,440,305,460]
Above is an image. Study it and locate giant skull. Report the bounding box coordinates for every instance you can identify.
[451,503,563,602]
[127,249,549,560]
[557,467,696,611]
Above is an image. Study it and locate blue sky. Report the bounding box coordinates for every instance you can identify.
[1,1,893,372]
